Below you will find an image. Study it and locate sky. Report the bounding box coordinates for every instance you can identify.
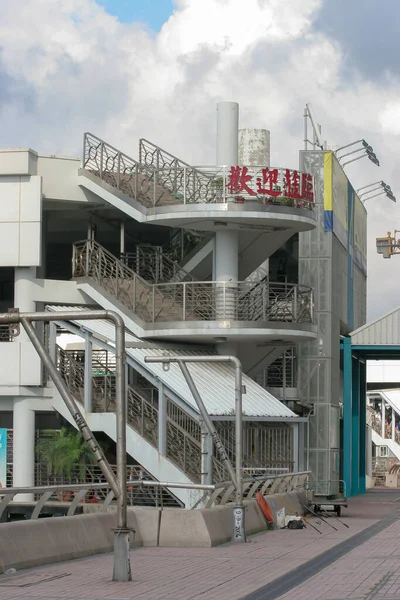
[0,0,399,323]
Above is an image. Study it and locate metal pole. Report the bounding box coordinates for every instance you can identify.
[145,354,245,543]
[0,309,132,582]
[177,360,237,486]
[20,318,119,496]
[303,107,308,150]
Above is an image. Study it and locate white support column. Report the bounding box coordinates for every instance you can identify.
[291,423,299,472]
[381,400,385,439]
[13,398,35,502]
[392,407,396,441]
[13,268,36,499]
[298,422,305,471]
[84,332,93,413]
[49,322,57,363]
[158,382,167,456]
[214,102,239,340]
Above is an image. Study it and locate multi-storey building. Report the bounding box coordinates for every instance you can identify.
[2,101,360,506]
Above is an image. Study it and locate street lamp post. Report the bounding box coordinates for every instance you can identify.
[144,354,246,543]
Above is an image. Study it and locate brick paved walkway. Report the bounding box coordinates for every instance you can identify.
[0,490,399,600]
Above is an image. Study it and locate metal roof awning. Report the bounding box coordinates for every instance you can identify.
[46,305,298,420]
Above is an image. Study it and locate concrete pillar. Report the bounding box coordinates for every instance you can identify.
[298,422,305,471]
[14,267,36,326]
[238,129,270,167]
[13,268,36,500]
[291,423,299,472]
[381,399,385,439]
[239,129,271,285]
[214,102,239,336]
[13,398,35,501]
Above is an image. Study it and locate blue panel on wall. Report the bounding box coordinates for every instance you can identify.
[324,210,333,232]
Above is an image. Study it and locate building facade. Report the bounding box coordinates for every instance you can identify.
[0,102,368,503]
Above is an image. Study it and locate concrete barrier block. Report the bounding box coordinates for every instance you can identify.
[158,507,213,547]
[200,505,233,546]
[127,507,156,547]
[0,511,142,573]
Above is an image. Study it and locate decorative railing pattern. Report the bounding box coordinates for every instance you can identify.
[124,245,194,284]
[194,471,310,508]
[57,349,294,484]
[0,471,310,518]
[57,347,208,482]
[83,133,315,210]
[72,240,314,325]
[138,138,213,205]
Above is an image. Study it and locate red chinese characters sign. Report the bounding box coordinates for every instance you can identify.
[226,166,314,203]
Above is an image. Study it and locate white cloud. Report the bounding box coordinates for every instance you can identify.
[0,0,400,321]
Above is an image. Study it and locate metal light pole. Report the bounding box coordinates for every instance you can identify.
[144,354,246,542]
[0,309,132,582]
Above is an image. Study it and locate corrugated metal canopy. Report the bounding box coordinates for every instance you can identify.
[351,306,400,346]
[47,305,296,419]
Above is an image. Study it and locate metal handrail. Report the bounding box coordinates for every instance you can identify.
[72,240,314,325]
[124,245,195,283]
[83,133,315,209]
[0,471,310,518]
[57,346,218,482]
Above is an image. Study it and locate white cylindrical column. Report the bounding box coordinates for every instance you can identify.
[215,103,239,335]
[13,397,35,501]
[215,229,239,282]
[217,102,239,165]
[14,267,36,331]
[238,129,270,166]
[14,268,37,500]
[239,129,271,285]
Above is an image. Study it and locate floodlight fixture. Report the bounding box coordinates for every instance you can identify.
[334,139,366,154]
[361,189,396,204]
[357,181,384,194]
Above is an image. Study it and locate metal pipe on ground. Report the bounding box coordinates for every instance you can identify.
[144,354,245,543]
[0,309,132,582]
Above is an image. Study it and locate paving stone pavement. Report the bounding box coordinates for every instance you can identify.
[1,490,399,600]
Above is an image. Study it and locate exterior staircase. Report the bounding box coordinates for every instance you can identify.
[82,132,214,209]
[56,347,295,496]
[57,346,228,486]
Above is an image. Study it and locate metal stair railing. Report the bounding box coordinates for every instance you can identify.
[139,138,213,204]
[57,347,215,483]
[83,132,185,208]
[83,133,315,209]
[124,245,195,284]
[72,240,314,325]
[72,239,175,323]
